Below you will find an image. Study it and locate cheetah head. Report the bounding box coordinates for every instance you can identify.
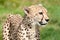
[24,4,49,26]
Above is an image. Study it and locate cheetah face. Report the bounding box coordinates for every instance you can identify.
[24,4,49,26]
[34,10,49,26]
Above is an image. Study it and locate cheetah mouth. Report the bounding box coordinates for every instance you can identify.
[39,22,47,25]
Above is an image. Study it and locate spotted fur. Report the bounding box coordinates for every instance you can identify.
[3,14,23,40]
[3,4,49,40]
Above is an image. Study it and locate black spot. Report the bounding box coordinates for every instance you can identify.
[5,27,6,28]
[15,39,17,40]
[27,29,29,31]
[21,29,23,31]
[7,24,8,26]
[6,39,7,40]
[3,38,5,39]
[35,35,37,37]
[5,34,7,35]
[26,35,28,37]
[37,39,40,40]
[29,27,32,29]
[26,32,29,34]
[25,28,29,31]
[28,24,30,26]
[7,28,9,30]
[9,31,10,33]
[4,31,6,33]
[25,28,27,30]
[27,17,30,19]
[10,38,13,40]
[8,34,10,36]
[26,35,30,39]
[6,21,8,23]
[39,12,43,15]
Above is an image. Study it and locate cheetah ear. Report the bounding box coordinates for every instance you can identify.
[38,4,43,6]
[24,7,30,14]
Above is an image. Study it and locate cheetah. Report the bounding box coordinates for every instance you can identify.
[3,4,49,40]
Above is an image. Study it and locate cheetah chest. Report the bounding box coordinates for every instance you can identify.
[17,24,39,40]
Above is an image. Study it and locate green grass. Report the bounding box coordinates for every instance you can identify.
[0,0,60,40]
[40,24,60,40]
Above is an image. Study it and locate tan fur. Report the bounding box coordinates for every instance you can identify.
[3,14,23,40]
[3,4,49,40]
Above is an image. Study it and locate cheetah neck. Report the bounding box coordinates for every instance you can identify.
[17,15,40,40]
[22,15,34,26]
[22,15,40,27]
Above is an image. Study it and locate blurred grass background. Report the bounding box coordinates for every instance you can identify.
[0,0,60,40]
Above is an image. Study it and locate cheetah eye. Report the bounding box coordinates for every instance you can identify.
[39,12,43,15]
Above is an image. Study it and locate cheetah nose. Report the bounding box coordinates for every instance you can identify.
[45,19,49,22]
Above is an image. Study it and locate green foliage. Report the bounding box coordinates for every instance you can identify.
[40,25,60,40]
